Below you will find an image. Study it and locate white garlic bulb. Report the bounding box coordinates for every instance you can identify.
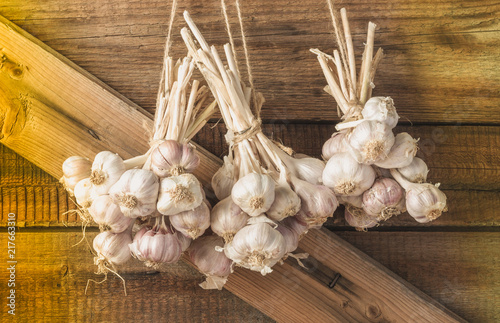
[188,235,233,290]
[74,178,97,209]
[108,169,159,218]
[157,173,204,215]
[93,230,132,271]
[150,140,200,177]
[210,196,250,243]
[88,195,134,233]
[211,156,235,200]
[362,97,399,129]
[344,206,379,231]
[266,182,301,222]
[398,157,429,183]
[375,132,418,169]
[391,169,447,223]
[169,201,211,239]
[90,151,126,195]
[322,131,348,160]
[346,120,395,164]
[322,152,376,196]
[362,178,405,221]
[224,222,286,275]
[61,156,92,194]
[231,173,275,217]
[289,155,325,185]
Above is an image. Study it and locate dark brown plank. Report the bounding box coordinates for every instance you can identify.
[0,0,497,123]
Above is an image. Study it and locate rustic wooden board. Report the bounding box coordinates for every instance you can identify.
[0,0,498,123]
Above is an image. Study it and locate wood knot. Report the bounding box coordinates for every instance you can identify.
[365,304,382,319]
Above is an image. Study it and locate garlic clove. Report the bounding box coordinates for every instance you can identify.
[211,156,236,200]
[346,120,395,164]
[362,177,405,221]
[398,157,429,183]
[74,178,97,209]
[210,196,250,243]
[169,200,211,240]
[88,195,134,233]
[322,152,376,196]
[151,140,200,177]
[266,182,301,222]
[157,173,204,215]
[322,131,348,160]
[93,230,132,272]
[375,132,419,169]
[61,156,92,194]
[90,151,126,195]
[231,173,275,217]
[344,206,379,231]
[108,169,159,218]
[362,96,399,129]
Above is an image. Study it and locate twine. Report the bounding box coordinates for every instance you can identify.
[225,119,262,146]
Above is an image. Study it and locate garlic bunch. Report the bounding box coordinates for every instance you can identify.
[169,201,211,239]
[223,222,287,275]
[157,173,204,215]
[211,197,250,243]
[109,169,159,218]
[375,132,418,169]
[188,235,233,290]
[322,152,376,196]
[61,156,92,194]
[93,230,132,273]
[88,195,134,233]
[231,173,275,217]
[90,151,127,195]
[391,169,447,223]
[398,157,429,183]
[362,178,405,221]
[150,140,200,177]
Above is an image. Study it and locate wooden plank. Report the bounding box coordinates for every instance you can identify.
[0,15,464,322]
[0,0,498,123]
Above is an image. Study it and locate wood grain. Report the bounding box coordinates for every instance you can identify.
[0,0,498,123]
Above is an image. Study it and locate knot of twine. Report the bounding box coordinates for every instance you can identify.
[225,119,262,146]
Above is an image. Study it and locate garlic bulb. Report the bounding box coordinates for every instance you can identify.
[188,235,233,290]
[61,156,92,194]
[362,178,405,221]
[231,173,275,217]
[224,222,286,275]
[266,182,301,222]
[74,178,97,209]
[322,152,376,196]
[88,195,134,233]
[344,206,379,231]
[346,120,395,164]
[210,196,250,243]
[276,223,299,254]
[169,201,211,239]
[398,157,429,183]
[129,220,183,268]
[90,151,126,195]
[108,169,159,218]
[322,131,348,160]
[291,176,338,227]
[175,230,192,252]
[362,97,399,129]
[338,195,363,209]
[157,173,204,215]
[375,132,418,169]
[93,231,132,270]
[391,169,447,223]
[289,155,325,185]
[150,140,200,177]
[212,156,235,200]
[280,216,309,238]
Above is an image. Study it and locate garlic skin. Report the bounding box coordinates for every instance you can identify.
[151,140,200,177]
[231,173,275,217]
[157,173,204,215]
[175,230,192,252]
[398,157,429,183]
[292,176,338,228]
[338,195,363,209]
[344,206,379,231]
[276,223,299,254]
[90,151,126,195]
[224,222,287,275]
[169,201,211,239]
[347,120,395,164]
[61,156,92,194]
[266,182,301,222]
[74,178,97,209]
[210,196,250,243]
[93,231,132,268]
[391,169,447,223]
[88,195,134,233]
[362,178,405,221]
[129,223,183,268]
[322,152,376,196]
[109,169,159,218]
[322,131,348,160]
[280,216,309,238]
[211,156,236,200]
[188,235,233,290]
[375,132,418,169]
[362,97,399,129]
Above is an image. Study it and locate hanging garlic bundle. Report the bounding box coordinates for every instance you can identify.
[181,10,337,279]
[312,4,447,228]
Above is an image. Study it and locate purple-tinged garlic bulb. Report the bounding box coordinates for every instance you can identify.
[169,201,211,239]
[210,197,250,243]
[150,140,200,178]
[322,131,348,160]
[362,178,406,221]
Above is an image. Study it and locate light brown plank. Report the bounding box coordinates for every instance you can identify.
[0,0,498,123]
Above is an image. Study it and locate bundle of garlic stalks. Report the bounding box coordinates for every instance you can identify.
[60,50,217,284]
[181,11,338,282]
[311,5,447,230]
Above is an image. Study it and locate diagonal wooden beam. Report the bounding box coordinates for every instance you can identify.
[0,15,464,322]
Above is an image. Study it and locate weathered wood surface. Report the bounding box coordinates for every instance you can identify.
[0,0,498,123]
